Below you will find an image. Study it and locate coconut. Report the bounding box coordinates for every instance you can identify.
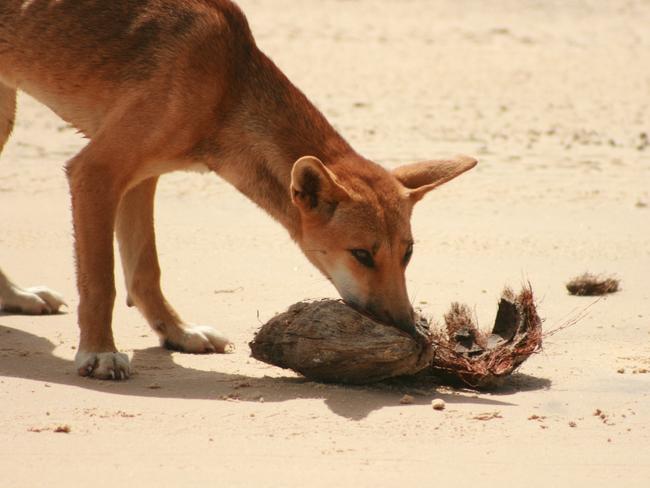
[249,300,433,384]
[250,286,542,387]
[428,287,543,389]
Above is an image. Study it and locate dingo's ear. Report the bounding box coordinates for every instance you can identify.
[393,155,477,202]
[291,156,351,216]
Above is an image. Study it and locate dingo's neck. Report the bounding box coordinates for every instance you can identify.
[209,48,357,239]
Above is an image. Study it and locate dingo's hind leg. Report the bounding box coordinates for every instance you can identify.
[116,177,233,354]
[0,269,66,314]
[0,84,16,153]
[0,84,66,314]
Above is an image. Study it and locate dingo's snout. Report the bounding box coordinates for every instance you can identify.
[368,301,415,333]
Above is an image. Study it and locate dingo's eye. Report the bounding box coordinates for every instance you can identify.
[404,243,413,265]
[350,249,374,268]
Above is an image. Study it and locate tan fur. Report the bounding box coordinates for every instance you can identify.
[0,0,476,379]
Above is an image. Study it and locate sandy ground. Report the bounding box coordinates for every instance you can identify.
[1,1,650,486]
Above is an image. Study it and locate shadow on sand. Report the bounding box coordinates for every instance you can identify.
[0,323,551,420]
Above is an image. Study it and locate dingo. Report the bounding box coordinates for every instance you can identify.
[0,0,476,379]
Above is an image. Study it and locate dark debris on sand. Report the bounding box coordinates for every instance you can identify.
[566,273,620,296]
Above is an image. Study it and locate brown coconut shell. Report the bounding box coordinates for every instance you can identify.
[250,286,542,388]
[428,286,543,388]
[249,300,433,384]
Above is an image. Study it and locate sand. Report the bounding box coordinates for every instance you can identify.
[1,1,649,486]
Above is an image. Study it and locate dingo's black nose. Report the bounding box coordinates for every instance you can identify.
[383,308,415,332]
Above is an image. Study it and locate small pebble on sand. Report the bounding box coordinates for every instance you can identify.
[431,399,446,411]
[400,394,415,405]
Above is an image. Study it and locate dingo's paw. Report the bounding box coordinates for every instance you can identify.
[163,325,234,354]
[75,350,131,380]
[1,285,67,314]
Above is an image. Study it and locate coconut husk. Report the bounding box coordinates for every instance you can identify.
[249,286,542,387]
[428,286,542,388]
[566,273,619,296]
[249,300,433,384]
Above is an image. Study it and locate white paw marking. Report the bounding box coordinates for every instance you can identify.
[75,350,131,380]
[164,325,234,354]
[0,285,67,314]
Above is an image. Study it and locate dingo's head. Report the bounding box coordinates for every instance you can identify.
[290,154,477,335]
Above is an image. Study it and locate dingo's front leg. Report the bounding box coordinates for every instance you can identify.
[67,145,130,380]
[116,177,233,355]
